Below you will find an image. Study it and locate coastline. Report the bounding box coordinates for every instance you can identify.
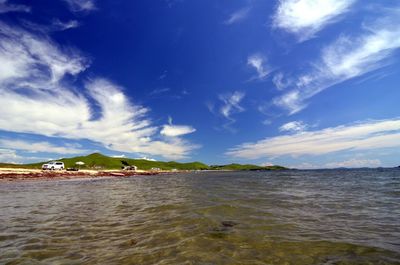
[0,167,165,182]
[0,165,290,182]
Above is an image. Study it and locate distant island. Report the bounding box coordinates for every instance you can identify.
[0,152,287,171]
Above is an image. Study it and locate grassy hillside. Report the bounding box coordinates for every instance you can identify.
[5,153,209,170]
[210,164,287,171]
[0,153,286,171]
[0,163,23,168]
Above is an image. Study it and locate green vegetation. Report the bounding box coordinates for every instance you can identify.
[0,163,22,168]
[210,163,287,171]
[0,153,287,171]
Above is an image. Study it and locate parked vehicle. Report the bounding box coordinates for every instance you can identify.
[42,161,64,170]
[122,165,137,171]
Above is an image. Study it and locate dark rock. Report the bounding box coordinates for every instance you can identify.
[129,239,138,246]
[221,221,238,228]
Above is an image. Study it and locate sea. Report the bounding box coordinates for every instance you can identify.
[0,169,399,264]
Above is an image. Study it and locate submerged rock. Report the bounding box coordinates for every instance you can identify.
[129,239,138,246]
[208,221,239,239]
[221,221,238,228]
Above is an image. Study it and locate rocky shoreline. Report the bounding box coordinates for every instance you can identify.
[0,168,163,182]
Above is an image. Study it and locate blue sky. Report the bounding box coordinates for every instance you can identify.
[0,0,400,168]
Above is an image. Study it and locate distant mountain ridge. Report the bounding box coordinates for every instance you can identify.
[0,153,287,171]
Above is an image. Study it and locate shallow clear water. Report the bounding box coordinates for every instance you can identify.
[0,169,399,264]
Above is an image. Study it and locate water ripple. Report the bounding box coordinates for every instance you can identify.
[0,169,399,264]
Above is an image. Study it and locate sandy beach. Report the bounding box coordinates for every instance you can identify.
[0,167,162,182]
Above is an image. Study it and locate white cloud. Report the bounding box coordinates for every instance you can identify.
[0,22,88,84]
[135,156,156,161]
[0,139,87,154]
[274,10,400,114]
[272,72,290,90]
[224,7,251,25]
[262,119,273,126]
[0,0,30,13]
[279,121,307,132]
[227,118,400,159]
[274,90,305,114]
[247,54,269,80]
[111,154,126,158]
[167,116,173,125]
[0,22,198,160]
[63,0,95,12]
[273,0,355,41]
[160,116,196,137]
[52,19,80,31]
[0,149,19,163]
[218,91,245,120]
[160,125,196,137]
[19,19,80,33]
[260,162,274,167]
[0,148,47,164]
[325,158,381,168]
[207,91,245,132]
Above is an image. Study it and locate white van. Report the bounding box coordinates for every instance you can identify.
[42,161,64,170]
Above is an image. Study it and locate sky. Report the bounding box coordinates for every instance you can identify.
[0,0,400,168]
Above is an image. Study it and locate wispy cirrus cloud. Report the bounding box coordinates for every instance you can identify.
[63,0,95,12]
[17,19,80,34]
[149,87,170,96]
[227,119,400,159]
[0,0,30,13]
[219,91,245,120]
[273,0,356,41]
[52,19,80,31]
[0,22,197,160]
[207,91,245,132]
[0,139,87,154]
[247,54,270,80]
[272,72,290,90]
[274,9,400,114]
[279,121,308,132]
[0,21,88,83]
[224,7,251,25]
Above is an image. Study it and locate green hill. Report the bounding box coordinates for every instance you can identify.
[0,163,23,168]
[210,163,287,171]
[0,153,286,171]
